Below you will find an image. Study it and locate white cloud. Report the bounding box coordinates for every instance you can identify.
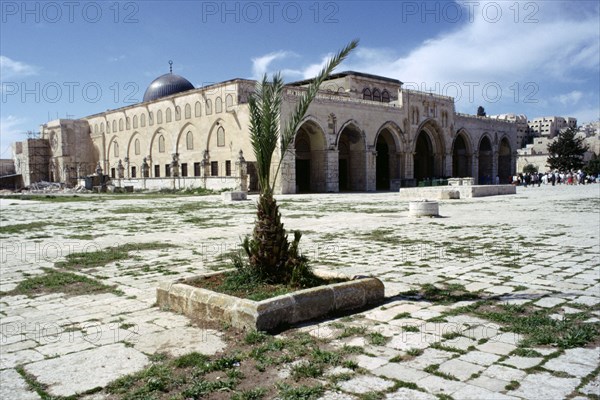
[251,51,298,79]
[0,56,38,80]
[108,55,126,63]
[556,91,583,106]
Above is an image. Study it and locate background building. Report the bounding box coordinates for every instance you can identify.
[13,70,519,191]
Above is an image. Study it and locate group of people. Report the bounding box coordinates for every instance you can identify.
[511,170,598,187]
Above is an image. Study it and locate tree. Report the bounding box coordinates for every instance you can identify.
[546,127,588,171]
[584,153,600,176]
[241,40,358,286]
[522,164,538,174]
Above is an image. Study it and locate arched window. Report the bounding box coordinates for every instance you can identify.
[186,131,193,150]
[215,97,222,113]
[100,122,104,133]
[206,99,212,115]
[112,120,117,132]
[175,106,181,121]
[362,88,372,100]
[149,112,154,126]
[126,117,131,130]
[94,124,98,134]
[185,104,191,119]
[134,138,140,155]
[225,94,234,110]
[119,118,124,131]
[195,101,202,117]
[382,90,390,103]
[166,108,172,122]
[372,89,381,102]
[217,126,225,147]
[158,135,165,153]
[107,122,110,133]
[113,142,119,157]
[133,115,138,128]
[140,113,146,127]
[157,110,163,124]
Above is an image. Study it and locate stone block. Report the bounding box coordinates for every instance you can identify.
[156,272,384,331]
[222,191,247,201]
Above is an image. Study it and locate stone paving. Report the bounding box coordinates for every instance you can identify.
[0,184,599,399]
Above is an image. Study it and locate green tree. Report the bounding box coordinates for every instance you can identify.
[546,127,588,171]
[241,40,358,286]
[584,153,600,176]
[522,164,538,174]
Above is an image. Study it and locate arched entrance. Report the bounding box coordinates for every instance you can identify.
[294,120,326,193]
[338,124,366,191]
[478,136,493,184]
[414,131,434,182]
[375,128,399,190]
[452,134,471,177]
[498,138,512,183]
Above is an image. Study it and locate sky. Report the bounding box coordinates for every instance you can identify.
[1,0,599,158]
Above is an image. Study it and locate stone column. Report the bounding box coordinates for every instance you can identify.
[237,150,248,192]
[492,151,498,183]
[326,148,339,192]
[201,150,210,178]
[124,157,130,179]
[444,151,453,177]
[366,147,377,192]
[472,154,479,184]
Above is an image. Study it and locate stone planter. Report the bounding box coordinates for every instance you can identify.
[157,270,384,332]
[408,200,439,217]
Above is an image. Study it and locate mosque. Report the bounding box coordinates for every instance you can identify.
[13,66,518,193]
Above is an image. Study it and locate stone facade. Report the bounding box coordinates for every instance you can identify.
[12,71,518,192]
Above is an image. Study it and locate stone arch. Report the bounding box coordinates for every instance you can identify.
[498,136,512,183]
[148,127,174,177]
[126,132,143,177]
[478,134,494,184]
[336,120,366,191]
[294,117,327,193]
[106,135,120,176]
[374,122,403,190]
[413,119,445,181]
[452,129,473,178]
[206,119,226,151]
[175,122,200,153]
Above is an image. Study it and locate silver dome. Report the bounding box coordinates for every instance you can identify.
[143,73,194,102]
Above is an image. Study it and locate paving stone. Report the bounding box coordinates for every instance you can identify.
[507,372,579,400]
[0,368,41,400]
[409,348,455,370]
[463,324,501,340]
[24,344,149,397]
[319,391,357,400]
[416,374,468,395]
[132,325,225,356]
[468,375,511,392]
[482,364,527,382]
[352,354,389,370]
[373,363,429,382]
[543,348,599,378]
[535,297,567,308]
[458,350,501,366]
[502,355,543,369]
[0,349,45,370]
[325,366,354,377]
[451,384,520,399]
[438,358,485,381]
[338,375,395,394]
[387,332,437,351]
[580,375,600,397]
[475,340,516,355]
[572,295,600,306]
[384,387,437,399]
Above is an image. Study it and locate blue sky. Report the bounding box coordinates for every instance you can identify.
[1,0,599,157]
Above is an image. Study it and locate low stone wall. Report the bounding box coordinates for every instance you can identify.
[157,270,385,331]
[399,184,516,200]
[79,176,239,192]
